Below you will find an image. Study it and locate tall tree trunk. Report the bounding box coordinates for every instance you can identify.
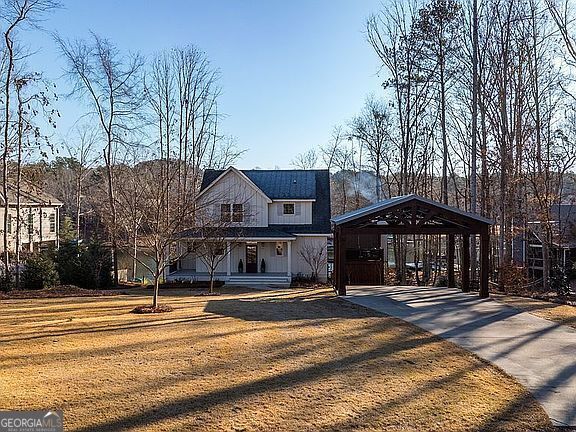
[470,0,479,280]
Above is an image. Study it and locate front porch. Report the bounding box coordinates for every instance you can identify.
[169,238,295,286]
[166,271,292,286]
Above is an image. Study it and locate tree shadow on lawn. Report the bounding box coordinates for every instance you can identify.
[203,295,378,322]
[72,323,551,432]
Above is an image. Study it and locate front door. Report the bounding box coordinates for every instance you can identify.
[246,244,258,273]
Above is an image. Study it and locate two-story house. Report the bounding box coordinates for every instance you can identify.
[167,167,331,285]
[0,182,63,253]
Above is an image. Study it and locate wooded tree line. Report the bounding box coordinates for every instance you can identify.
[294,0,576,290]
[0,0,243,296]
[3,0,576,294]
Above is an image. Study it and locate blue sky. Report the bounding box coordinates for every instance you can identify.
[22,0,384,169]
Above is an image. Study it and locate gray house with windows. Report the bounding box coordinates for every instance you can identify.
[167,167,331,285]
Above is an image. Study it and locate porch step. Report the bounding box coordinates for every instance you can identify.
[226,275,291,286]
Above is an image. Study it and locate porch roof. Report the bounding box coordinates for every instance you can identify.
[177,226,296,240]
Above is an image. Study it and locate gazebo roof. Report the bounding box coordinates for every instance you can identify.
[331,194,492,232]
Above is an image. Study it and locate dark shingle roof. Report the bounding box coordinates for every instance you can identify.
[177,226,296,239]
[200,168,331,234]
[201,169,319,199]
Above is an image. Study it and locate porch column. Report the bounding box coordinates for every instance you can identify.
[226,241,231,276]
[287,241,292,277]
[447,234,455,288]
[461,234,470,292]
[336,227,347,296]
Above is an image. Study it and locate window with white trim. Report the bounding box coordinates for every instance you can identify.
[283,203,295,215]
[220,204,231,222]
[49,213,56,233]
[232,204,244,222]
[27,212,34,235]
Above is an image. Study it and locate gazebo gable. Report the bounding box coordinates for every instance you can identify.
[332,195,492,234]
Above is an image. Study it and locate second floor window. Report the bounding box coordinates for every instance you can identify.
[28,212,34,235]
[283,203,295,215]
[221,203,244,222]
[49,213,56,233]
[7,214,12,234]
[232,204,244,222]
[221,204,231,222]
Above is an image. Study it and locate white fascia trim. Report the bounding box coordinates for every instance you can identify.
[197,167,272,203]
[293,233,331,237]
[272,199,316,202]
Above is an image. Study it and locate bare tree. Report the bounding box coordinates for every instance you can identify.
[349,95,393,201]
[64,125,98,242]
[297,240,328,282]
[0,0,59,287]
[56,33,144,286]
[116,159,197,307]
[291,149,318,169]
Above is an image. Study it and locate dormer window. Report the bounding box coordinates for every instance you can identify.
[232,204,244,222]
[283,203,295,215]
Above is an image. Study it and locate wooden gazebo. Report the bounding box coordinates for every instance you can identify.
[331,194,493,297]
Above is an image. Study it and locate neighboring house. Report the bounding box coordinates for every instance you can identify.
[522,204,576,277]
[168,167,331,285]
[0,182,63,253]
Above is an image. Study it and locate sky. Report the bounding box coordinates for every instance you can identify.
[21,0,384,169]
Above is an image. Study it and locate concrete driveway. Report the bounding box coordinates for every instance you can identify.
[344,285,576,427]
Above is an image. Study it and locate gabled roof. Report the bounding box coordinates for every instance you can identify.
[200,168,332,234]
[332,194,493,226]
[201,169,319,200]
[197,167,272,203]
[0,181,63,207]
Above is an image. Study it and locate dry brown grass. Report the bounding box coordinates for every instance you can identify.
[0,287,553,432]
[494,294,576,330]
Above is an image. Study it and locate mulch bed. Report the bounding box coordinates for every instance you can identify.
[130,304,174,314]
[0,285,126,299]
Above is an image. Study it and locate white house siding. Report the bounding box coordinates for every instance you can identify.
[198,170,269,227]
[230,243,245,273]
[268,201,313,225]
[185,242,289,274]
[259,241,288,273]
[195,254,227,274]
[179,250,196,271]
[292,235,329,281]
[0,206,59,252]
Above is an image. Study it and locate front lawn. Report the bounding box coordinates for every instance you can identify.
[0,288,552,431]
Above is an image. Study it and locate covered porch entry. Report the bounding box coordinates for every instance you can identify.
[169,232,296,285]
[331,194,493,297]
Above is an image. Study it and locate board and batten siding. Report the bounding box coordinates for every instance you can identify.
[198,170,269,227]
[268,201,313,225]
[292,236,328,281]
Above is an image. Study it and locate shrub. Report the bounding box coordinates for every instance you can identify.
[56,241,112,289]
[550,265,570,298]
[22,253,59,290]
[434,274,449,287]
[498,265,529,294]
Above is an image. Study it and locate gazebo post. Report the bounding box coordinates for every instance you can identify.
[461,234,470,292]
[335,227,347,296]
[480,226,490,298]
[447,234,455,288]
